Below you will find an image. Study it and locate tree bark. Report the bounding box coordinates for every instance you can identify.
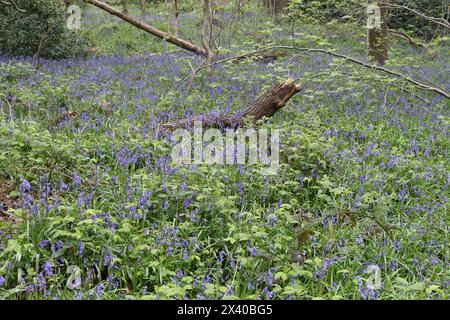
[264,0,289,15]
[164,0,171,33]
[121,0,128,14]
[242,78,301,122]
[201,0,214,67]
[160,78,302,134]
[140,0,146,21]
[264,0,271,14]
[235,0,243,21]
[368,1,389,66]
[172,0,179,37]
[254,0,259,43]
[85,0,207,56]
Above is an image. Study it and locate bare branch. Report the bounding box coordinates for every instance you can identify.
[84,0,207,56]
[385,3,450,30]
[388,29,427,49]
[35,24,56,73]
[0,0,25,12]
[188,46,450,99]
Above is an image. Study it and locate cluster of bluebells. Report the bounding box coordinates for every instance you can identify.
[0,9,448,300]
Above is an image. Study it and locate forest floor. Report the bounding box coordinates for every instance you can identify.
[0,5,449,299]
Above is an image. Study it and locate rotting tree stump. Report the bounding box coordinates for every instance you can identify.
[159,78,302,135]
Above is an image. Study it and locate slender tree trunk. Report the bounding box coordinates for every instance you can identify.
[173,0,179,37]
[271,0,276,20]
[264,0,272,14]
[275,0,289,14]
[140,0,146,21]
[201,0,214,67]
[235,0,243,21]
[264,0,289,15]
[254,0,259,43]
[122,0,128,14]
[368,1,389,66]
[164,0,171,33]
[208,0,214,48]
[86,0,207,56]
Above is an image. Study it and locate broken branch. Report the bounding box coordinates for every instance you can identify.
[85,0,207,57]
[388,29,427,49]
[160,78,302,134]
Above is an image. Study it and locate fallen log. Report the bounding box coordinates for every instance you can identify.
[159,78,301,135]
[242,78,301,122]
[85,0,207,57]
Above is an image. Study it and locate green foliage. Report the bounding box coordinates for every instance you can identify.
[0,0,91,59]
[289,0,449,39]
[0,62,35,83]
[0,121,86,182]
[288,0,365,23]
[0,4,449,300]
[389,0,448,39]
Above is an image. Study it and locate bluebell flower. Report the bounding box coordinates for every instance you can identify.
[38,240,50,249]
[42,261,53,277]
[393,240,401,252]
[217,251,226,264]
[183,197,190,208]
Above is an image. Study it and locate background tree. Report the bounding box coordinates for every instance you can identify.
[85,0,207,56]
[368,1,389,66]
[0,0,90,59]
[264,0,290,16]
[201,0,214,66]
[254,0,259,43]
[121,0,128,14]
[173,0,179,36]
[165,0,171,33]
[139,0,146,21]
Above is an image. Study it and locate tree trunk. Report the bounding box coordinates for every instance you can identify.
[160,78,302,134]
[235,0,243,21]
[86,0,207,56]
[173,0,179,36]
[140,0,146,21]
[254,0,259,43]
[164,0,171,33]
[122,0,128,14]
[276,0,290,14]
[201,0,214,67]
[264,0,271,14]
[368,1,389,66]
[264,0,289,15]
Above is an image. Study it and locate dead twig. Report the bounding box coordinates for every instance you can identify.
[388,29,427,49]
[384,3,450,30]
[0,0,25,12]
[185,45,450,99]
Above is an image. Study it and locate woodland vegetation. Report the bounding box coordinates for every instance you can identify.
[0,0,449,300]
